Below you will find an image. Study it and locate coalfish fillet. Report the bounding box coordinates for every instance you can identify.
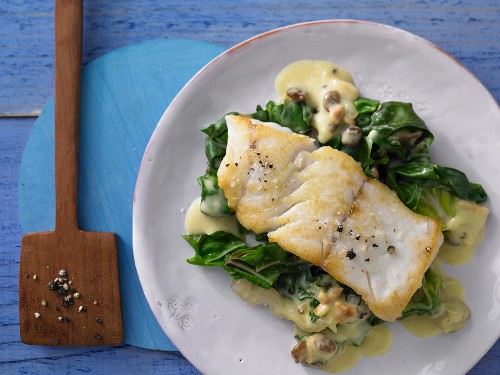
[217,115,443,322]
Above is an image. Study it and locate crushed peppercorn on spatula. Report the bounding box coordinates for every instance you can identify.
[19,0,123,346]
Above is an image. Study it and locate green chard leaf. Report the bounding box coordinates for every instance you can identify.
[197,170,231,217]
[183,231,247,267]
[183,231,310,289]
[415,188,457,230]
[401,268,442,318]
[346,99,487,209]
[354,97,380,115]
[251,100,312,134]
[385,170,423,211]
[433,166,487,203]
[364,101,433,141]
[202,112,237,170]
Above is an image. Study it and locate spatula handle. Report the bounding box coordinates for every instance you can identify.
[54,0,83,232]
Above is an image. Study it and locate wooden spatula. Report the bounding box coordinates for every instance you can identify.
[19,0,123,346]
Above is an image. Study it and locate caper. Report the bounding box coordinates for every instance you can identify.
[341,125,362,147]
[323,90,341,111]
[286,87,306,102]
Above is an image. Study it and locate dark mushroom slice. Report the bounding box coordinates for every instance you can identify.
[291,332,338,367]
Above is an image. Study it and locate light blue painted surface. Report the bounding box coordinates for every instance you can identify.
[18,38,225,351]
[1,1,499,374]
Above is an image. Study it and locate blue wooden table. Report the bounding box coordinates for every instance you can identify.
[1,1,499,374]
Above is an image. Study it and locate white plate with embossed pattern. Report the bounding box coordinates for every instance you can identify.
[133,20,500,374]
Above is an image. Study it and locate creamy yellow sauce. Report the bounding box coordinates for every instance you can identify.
[323,325,392,373]
[232,277,391,373]
[399,262,469,337]
[184,197,241,237]
[231,278,335,332]
[399,199,488,337]
[275,60,359,144]
[231,277,371,335]
[439,199,489,266]
[198,178,228,217]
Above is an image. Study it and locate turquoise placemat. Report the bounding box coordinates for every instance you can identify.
[18,38,226,351]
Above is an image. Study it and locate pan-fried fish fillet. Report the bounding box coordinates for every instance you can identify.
[217,115,443,322]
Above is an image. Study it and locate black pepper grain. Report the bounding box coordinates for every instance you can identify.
[346,250,356,260]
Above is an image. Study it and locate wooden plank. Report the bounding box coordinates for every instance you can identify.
[2,0,500,373]
[1,0,499,115]
[2,119,500,371]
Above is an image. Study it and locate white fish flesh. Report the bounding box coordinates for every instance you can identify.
[217,115,443,322]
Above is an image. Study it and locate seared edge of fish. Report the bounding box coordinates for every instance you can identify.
[218,115,443,322]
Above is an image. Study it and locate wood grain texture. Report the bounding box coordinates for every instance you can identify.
[54,0,83,232]
[1,0,499,373]
[0,0,499,116]
[19,229,123,346]
[18,0,123,346]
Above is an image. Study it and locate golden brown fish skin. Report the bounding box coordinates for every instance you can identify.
[218,115,443,322]
[218,115,316,234]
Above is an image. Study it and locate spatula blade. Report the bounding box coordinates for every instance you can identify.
[19,230,123,346]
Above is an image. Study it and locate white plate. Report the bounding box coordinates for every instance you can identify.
[133,20,500,374]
